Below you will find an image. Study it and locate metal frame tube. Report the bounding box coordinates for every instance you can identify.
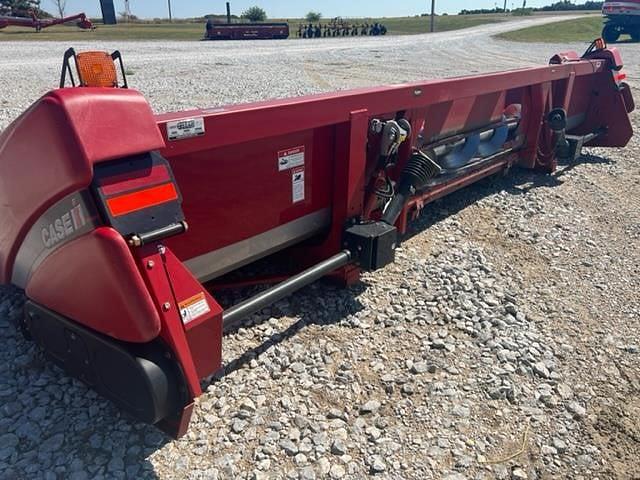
[222,250,352,329]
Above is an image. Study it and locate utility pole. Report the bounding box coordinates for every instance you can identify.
[167,0,172,22]
[430,0,435,33]
[504,0,508,13]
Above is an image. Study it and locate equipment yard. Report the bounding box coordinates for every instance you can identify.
[0,15,638,480]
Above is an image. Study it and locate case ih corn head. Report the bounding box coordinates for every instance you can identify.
[0,43,634,437]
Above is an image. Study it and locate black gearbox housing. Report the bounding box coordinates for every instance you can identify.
[344,221,397,270]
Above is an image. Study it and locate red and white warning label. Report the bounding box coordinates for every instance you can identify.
[292,168,305,203]
[179,292,210,325]
[278,146,305,171]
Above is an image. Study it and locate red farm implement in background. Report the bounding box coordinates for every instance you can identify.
[0,42,634,437]
[204,2,289,41]
[0,11,93,32]
[205,22,289,40]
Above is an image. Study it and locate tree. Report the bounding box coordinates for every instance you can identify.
[0,0,41,16]
[305,11,322,22]
[53,0,66,18]
[241,6,267,22]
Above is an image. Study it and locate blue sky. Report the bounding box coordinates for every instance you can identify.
[43,1,558,19]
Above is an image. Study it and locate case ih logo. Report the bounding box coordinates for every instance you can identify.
[41,204,87,248]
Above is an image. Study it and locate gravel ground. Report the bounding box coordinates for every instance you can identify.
[0,16,638,480]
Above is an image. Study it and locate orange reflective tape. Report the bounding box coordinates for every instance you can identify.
[106,183,178,217]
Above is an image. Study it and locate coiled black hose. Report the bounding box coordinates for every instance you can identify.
[381,151,441,226]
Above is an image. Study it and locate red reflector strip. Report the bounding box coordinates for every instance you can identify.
[615,73,627,82]
[106,182,178,217]
[99,164,171,196]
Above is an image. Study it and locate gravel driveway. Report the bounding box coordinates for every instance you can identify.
[0,16,638,480]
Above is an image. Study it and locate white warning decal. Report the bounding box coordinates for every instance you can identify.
[167,117,205,141]
[278,146,305,171]
[292,168,305,204]
[179,292,211,325]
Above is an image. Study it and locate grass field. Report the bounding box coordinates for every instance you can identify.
[497,15,603,42]
[0,15,506,41]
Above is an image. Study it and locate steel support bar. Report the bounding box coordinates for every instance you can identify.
[222,250,352,330]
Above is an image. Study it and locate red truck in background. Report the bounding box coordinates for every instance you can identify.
[602,0,640,42]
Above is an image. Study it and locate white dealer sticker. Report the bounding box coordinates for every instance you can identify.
[179,292,211,325]
[292,168,305,203]
[278,146,305,171]
[167,117,205,141]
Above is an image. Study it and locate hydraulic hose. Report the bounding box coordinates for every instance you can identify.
[381,151,441,226]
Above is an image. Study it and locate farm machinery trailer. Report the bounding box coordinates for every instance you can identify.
[0,43,634,437]
[204,2,289,40]
[205,22,290,40]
